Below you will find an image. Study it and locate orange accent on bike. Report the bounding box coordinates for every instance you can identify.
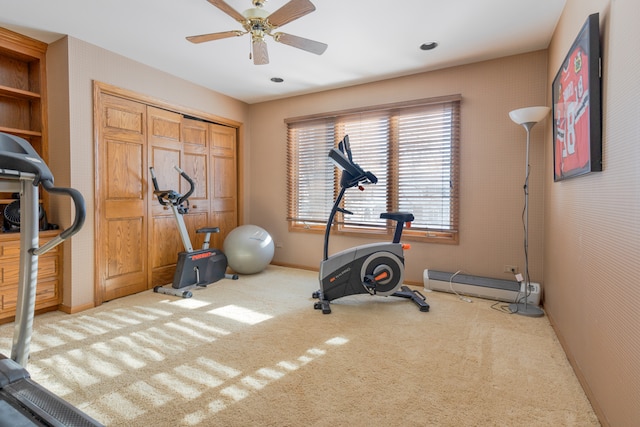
[402,243,411,250]
[406,221,412,228]
[375,271,389,281]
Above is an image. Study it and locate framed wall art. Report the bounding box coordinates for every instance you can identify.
[552,13,602,181]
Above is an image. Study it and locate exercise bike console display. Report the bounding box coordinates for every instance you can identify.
[313,135,429,314]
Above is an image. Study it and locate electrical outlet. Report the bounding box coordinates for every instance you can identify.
[504,265,518,274]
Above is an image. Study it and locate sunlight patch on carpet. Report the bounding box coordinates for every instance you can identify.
[220,384,250,401]
[195,357,242,379]
[256,367,285,380]
[240,375,269,390]
[207,304,273,325]
[38,354,101,389]
[181,336,349,425]
[127,380,172,406]
[178,317,231,336]
[276,360,299,371]
[152,372,202,399]
[183,400,228,425]
[164,298,211,309]
[97,391,146,420]
[164,321,218,342]
[325,336,349,345]
[175,364,225,388]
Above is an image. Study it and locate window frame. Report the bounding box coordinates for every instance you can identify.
[286,95,461,244]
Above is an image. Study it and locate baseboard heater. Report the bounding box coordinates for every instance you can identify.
[423,269,541,306]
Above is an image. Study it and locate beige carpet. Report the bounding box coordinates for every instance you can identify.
[0,266,598,426]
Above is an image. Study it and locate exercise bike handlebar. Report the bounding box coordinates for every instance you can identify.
[329,136,378,189]
[174,166,195,205]
[149,166,196,207]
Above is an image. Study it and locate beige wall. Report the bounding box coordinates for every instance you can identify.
[248,51,549,286]
[46,36,250,310]
[545,0,640,425]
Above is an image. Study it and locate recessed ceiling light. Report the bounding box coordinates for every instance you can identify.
[271,77,284,83]
[420,42,438,51]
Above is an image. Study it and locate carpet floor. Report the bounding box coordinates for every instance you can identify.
[0,265,599,426]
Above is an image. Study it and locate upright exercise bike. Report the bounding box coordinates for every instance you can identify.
[150,166,237,298]
[313,135,430,314]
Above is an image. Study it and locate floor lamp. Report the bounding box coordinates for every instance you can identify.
[508,106,549,317]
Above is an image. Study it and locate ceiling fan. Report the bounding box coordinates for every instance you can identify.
[187,0,328,65]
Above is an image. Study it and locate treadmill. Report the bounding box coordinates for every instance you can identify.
[0,132,103,426]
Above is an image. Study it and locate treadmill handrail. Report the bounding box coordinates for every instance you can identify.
[31,180,86,256]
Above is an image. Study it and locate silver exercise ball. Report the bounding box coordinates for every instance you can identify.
[223,225,275,274]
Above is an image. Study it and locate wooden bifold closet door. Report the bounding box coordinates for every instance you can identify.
[95,93,148,302]
[95,90,238,304]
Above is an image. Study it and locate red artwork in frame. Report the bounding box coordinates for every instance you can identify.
[552,13,602,181]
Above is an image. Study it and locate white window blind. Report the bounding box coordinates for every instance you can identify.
[395,103,459,232]
[286,119,335,226]
[337,112,389,228]
[286,95,460,242]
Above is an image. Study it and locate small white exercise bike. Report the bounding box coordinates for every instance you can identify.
[150,166,237,298]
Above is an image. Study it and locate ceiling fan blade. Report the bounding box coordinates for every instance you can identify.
[206,0,246,23]
[267,0,316,28]
[186,30,243,44]
[274,32,327,55]
[252,39,269,65]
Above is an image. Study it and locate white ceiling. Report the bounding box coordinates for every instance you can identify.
[0,0,566,104]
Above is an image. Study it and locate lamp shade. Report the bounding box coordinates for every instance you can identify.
[509,106,550,125]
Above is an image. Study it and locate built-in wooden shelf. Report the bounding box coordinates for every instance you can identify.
[0,84,41,100]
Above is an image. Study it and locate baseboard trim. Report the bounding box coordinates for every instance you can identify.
[58,301,96,315]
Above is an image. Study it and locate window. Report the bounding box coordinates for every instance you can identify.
[286,95,461,243]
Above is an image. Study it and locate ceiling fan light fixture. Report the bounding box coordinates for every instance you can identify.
[420,42,438,51]
[188,0,326,66]
[243,7,270,20]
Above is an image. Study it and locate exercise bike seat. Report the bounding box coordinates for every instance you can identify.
[380,212,414,223]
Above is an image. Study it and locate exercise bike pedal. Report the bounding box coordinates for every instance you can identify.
[363,276,377,292]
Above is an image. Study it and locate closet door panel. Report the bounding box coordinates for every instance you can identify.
[147,107,183,288]
[182,118,211,250]
[96,94,148,302]
[209,124,237,250]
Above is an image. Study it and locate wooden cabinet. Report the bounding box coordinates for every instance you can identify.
[0,231,62,324]
[0,27,47,176]
[0,28,59,323]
